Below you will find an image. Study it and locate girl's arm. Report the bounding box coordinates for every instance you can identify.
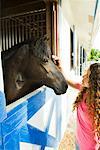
[65,79,81,90]
[52,55,81,90]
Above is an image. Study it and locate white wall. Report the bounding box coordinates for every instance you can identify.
[92,26,100,49]
[58,6,73,139]
[58,6,71,76]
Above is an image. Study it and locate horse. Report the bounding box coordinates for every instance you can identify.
[1,37,68,105]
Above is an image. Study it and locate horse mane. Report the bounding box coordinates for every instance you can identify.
[30,36,51,61]
[1,40,31,60]
[2,36,51,61]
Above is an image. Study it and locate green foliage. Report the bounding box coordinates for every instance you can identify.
[87,48,100,61]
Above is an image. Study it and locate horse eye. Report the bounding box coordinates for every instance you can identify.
[43,58,48,63]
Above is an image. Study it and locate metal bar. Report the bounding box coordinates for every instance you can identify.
[11,20,14,46]
[5,19,9,50]
[94,0,99,20]
[22,17,24,42]
[15,19,17,44]
[2,20,5,50]
[1,20,4,50]
[4,20,7,50]
[7,19,10,48]
[18,18,21,43]
[13,21,16,45]
[29,15,32,39]
[25,16,28,40]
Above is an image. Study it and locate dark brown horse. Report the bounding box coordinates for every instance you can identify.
[1,37,68,105]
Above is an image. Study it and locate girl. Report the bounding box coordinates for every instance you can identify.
[54,58,100,150]
[71,63,100,150]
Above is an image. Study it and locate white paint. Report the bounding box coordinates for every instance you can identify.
[0,52,4,92]
[20,142,41,150]
[6,86,59,150]
[6,86,46,112]
[28,97,55,132]
[92,27,100,49]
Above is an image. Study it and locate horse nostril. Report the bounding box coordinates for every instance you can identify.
[62,82,68,91]
[61,82,68,94]
[65,83,68,90]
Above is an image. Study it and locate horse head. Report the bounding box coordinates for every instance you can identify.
[2,37,68,105]
[29,36,68,94]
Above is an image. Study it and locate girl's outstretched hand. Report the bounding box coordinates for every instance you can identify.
[52,55,62,70]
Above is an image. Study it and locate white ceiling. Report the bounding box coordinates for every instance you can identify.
[61,0,100,51]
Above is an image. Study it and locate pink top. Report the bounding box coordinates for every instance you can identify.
[76,84,99,150]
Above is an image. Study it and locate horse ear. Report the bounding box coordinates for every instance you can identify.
[43,35,49,41]
[47,37,49,41]
[43,35,47,41]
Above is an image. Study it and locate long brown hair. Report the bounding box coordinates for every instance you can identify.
[73,63,100,138]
